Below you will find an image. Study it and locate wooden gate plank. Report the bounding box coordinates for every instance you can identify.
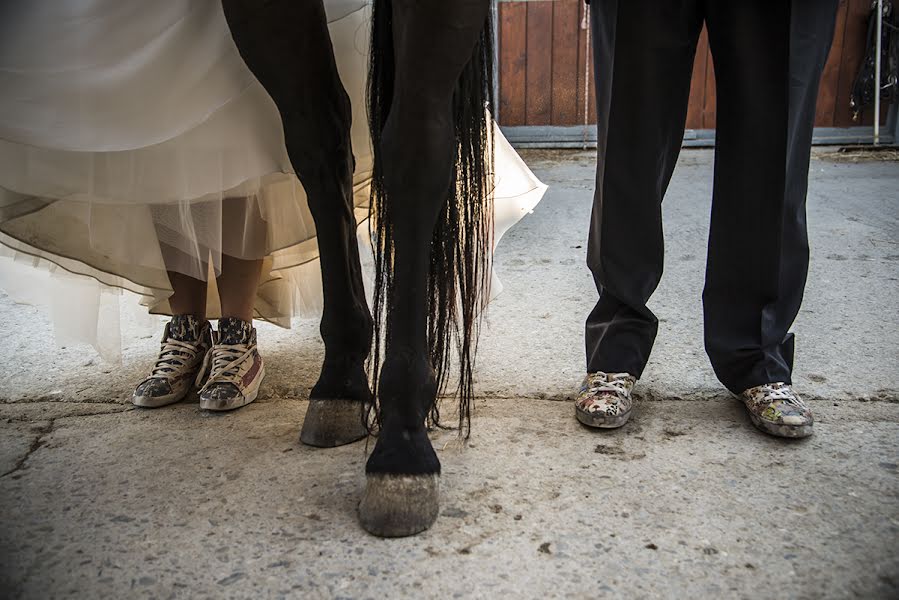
[551,0,580,125]
[686,27,711,130]
[834,0,873,127]
[815,0,850,127]
[525,2,554,125]
[702,36,718,129]
[499,2,527,126]
[498,0,887,133]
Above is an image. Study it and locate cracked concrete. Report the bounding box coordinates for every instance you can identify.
[0,404,128,480]
[0,399,897,598]
[0,148,897,598]
[0,420,52,479]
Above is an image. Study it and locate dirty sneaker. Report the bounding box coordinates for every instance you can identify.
[197,317,265,411]
[575,371,637,428]
[739,382,813,438]
[132,315,212,408]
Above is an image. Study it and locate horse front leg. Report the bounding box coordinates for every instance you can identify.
[222,0,372,447]
[359,0,493,538]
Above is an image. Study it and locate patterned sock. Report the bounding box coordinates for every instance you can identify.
[168,314,205,342]
[217,317,253,345]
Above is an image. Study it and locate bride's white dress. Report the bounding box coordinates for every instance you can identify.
[0,0,545,359]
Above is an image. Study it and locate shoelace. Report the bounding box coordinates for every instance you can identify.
[196,342,256,391]
[586,373,632,396]
[759,384,806,408]
[148,338,202,378]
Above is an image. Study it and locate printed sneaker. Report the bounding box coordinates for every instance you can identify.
[575,371,637,428]
[739,382,813,438]
[197,317,266,411]
[132,315,212,408]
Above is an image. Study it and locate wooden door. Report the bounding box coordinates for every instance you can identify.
[498,0,594,127]
[497,0,891,134]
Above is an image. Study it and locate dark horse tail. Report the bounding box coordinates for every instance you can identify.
[367,0,495,435]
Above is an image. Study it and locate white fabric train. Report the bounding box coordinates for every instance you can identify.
[0,0,546,359]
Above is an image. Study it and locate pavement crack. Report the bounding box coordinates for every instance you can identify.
[57,408,135,420]
[0,419,55,479]
[1,397,130,405]
[2,407,132,424]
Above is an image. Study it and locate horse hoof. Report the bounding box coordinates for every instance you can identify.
[358,473,440,537]
[299,399,369,448]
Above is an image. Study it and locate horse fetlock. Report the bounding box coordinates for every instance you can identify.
[365,423,439,476]
[312,350,371,403]
[378,351,438,424]
[298,342,371,453]
[302,326,372,449]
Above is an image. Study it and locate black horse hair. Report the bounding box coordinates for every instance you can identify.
[366,0,495,436]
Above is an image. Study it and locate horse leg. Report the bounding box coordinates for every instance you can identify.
[222,0,372,447]
[359,0,493,537]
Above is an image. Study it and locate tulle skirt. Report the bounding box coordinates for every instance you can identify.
[0,0,546,360]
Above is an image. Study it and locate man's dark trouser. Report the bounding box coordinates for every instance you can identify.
[584,0,839,394]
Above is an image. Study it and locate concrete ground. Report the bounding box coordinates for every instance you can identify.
[0,149,897,599]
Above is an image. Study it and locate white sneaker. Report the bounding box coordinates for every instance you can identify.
[196,318,265,411]
[132,316,212,408]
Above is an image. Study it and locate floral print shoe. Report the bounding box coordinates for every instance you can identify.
[739,382,813,439]
[575,371,637,429]
[197,317,265,411]
[132,315,212,408]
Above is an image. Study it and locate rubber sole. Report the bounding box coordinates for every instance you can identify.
[575,406,632,429]
[749,413,813,439]
[199,366,265,412]
[131,389,191,409]
[299,398,369,448]
[358,473,440,538]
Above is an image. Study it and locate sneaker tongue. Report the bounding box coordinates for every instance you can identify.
[218,317,253,345]
[168,315,204,342]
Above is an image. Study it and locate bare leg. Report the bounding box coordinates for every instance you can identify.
[133,270,211,408]
[359,0,493,538]
[222,0,372,445]
[216,255,262,322]
[167,271,208,320]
